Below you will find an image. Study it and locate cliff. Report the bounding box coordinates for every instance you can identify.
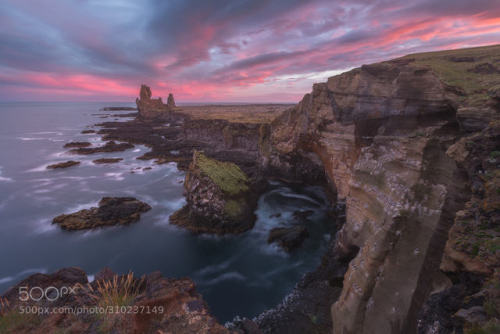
[262,44,500,333]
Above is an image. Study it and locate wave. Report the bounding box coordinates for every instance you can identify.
[0,167,13,182]
[0,267,49,285]
[203,272,246,285]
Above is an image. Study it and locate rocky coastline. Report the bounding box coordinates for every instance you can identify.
[2,44,500,333]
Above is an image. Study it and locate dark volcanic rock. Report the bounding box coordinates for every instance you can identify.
[63,141,91,148]
[47,160,80,169]
[69,140,134,155]
[100,106,137,111]
[81,129,96,134]
[267,226,309,252]
[293,210,314,221]
[167,93,176,108]
[0,267,229,334]
[92,158,123,164]
[170,151,257,235]
[136,84,172,120]
[52,197,151,230]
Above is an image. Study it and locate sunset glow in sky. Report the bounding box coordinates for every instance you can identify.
[1,0,500,102]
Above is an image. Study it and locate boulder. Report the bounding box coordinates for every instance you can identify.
[268,226,309,252]
[52,197,151,230]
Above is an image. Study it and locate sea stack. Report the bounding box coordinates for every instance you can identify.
[135,84,173,119]
[167,93,176,108]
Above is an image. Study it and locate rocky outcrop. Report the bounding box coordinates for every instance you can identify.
[47,160,80,169]
[268,226,309,252]
[0,267,228,334]
[52,197,151,230]
[92,158,123,164]
[136,84,174,120]
[170,151,256,234]
[100,106,137,111]
[63,141,91,148]
[69,140,134,154]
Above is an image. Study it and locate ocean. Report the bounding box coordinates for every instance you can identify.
[0,101,332,322]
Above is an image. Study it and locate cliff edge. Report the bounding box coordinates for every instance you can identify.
[262,44,500,334]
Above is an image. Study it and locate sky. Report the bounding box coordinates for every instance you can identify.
[1,0,499,103]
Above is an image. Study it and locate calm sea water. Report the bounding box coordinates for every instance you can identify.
[0,102,331,322]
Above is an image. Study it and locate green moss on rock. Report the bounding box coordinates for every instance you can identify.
[193,151,249,196]
[224,199,244,219]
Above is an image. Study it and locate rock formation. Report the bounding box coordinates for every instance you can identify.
[136,84,174,119]
[0,267,228,334]
[52,197,151,230]
[47,160,80,169]
[63,141,91,148]
[167,93,176,108]
[92,158,123,164]
[259,44,500,334]
[170,150,256,234]
[268,226,309,252]
[68,140,133,154]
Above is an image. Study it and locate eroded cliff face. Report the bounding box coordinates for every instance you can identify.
[263,45,500,333]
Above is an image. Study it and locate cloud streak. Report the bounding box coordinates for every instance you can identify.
[0,0,499,102]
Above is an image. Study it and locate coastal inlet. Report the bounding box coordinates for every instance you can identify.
[0,101,335,322]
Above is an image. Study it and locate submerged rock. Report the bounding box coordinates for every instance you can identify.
[170,150,256,234]
[69,140,134,155]
[92,158,123,164]
[81,129,96,134]
[63,141,91,148]
[52,197,151,230]
[0,267,229,334]
[268,226,309,252]
[47,160,80,169]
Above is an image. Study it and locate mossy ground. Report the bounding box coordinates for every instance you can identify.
[194,151,249,196]
[400,44,500,107]
[177,104,292,124]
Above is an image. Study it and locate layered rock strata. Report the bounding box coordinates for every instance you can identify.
[170,151,256,234]
[261,45,500,334]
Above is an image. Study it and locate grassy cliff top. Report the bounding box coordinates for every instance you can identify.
[193,151,249,195]
[400,44,500,106]
[176,104,292,124]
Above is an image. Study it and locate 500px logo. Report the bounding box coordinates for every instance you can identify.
[18,286,78,302]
